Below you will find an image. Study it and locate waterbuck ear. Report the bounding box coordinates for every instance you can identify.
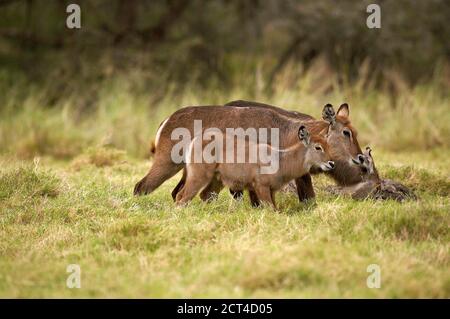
[298,125,311,146]
[322,103,336,125]
[364,146,372,158]
[337,103,349,118]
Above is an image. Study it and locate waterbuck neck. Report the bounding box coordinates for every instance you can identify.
[326,160,362,185]
[277,144,309,183]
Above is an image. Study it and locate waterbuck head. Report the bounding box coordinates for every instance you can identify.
[352,146,380,181]
[320,103,364,185]
[299,125,335,172]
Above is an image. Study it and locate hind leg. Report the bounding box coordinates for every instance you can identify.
[176,164,215,205]
[199,175,224,202]
[171,169,187,201]
[134,158,182,196]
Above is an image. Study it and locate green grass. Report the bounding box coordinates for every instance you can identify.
[0,148,448,298]
[0,66,449,297]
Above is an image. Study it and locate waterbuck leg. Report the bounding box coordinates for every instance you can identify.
[171,169,187,201]
[295,174,315,202]
[134,160,182,196]
[176,172,214,206]
[254,185,276,210]
[229,189,244,200]
[295,178,306,201]
[249,190,260,207]
[200,175,224,202]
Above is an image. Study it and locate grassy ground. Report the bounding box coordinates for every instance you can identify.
[0,66,449,297]
[0,147,448,298]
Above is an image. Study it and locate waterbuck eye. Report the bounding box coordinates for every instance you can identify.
[315,145,323,151]
[343,129,351,138]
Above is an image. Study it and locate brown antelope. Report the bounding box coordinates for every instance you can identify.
[327,147,417,201]
[175,125,334,209]
[224,100,364,182]
[168,101,364,204]
[133,103,362,204]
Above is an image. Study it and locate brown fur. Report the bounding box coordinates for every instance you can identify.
[225,101,363,186]
[135,105,313,196]
[171,100,363,203]
[175,127,334,209]
[134,103,363,203]
[327,147,417,201]
[149,140,156,156]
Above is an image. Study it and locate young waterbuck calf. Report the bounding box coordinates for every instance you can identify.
[175,126,334,209]
[327,147,417,201]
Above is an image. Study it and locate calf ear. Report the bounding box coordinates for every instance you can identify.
[365,146,373,158]
[337,103,349,118]
[298,125,311,146]
[322,103,336,125]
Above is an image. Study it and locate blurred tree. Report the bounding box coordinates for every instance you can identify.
[0,0,448,105]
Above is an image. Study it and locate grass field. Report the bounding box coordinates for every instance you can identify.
[0,66,449,297]
[0,147,449,298]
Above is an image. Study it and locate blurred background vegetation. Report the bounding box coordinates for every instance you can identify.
[0,0,449,159]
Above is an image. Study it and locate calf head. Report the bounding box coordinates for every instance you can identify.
[352,146,380,181]
[299,125,335,172]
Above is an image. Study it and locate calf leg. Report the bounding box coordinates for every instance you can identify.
[199,175,224,202]
[295,174,315,202]
[171,169,187,201]
[176,164,215,205]
[254,185,277,210]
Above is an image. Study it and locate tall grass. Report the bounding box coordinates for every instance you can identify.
[0,60,448,298]
[0,60,449,159]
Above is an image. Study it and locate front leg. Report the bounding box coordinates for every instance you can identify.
[254,185,277,210]
[249,190,260,207]
[295,174,315,202]
[199,175,224,202]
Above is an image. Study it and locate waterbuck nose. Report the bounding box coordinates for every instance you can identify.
[357,154,365,163]
[328,161,335,169]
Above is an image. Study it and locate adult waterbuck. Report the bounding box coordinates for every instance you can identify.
[166,101,364,204]
[134,103,362,204]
